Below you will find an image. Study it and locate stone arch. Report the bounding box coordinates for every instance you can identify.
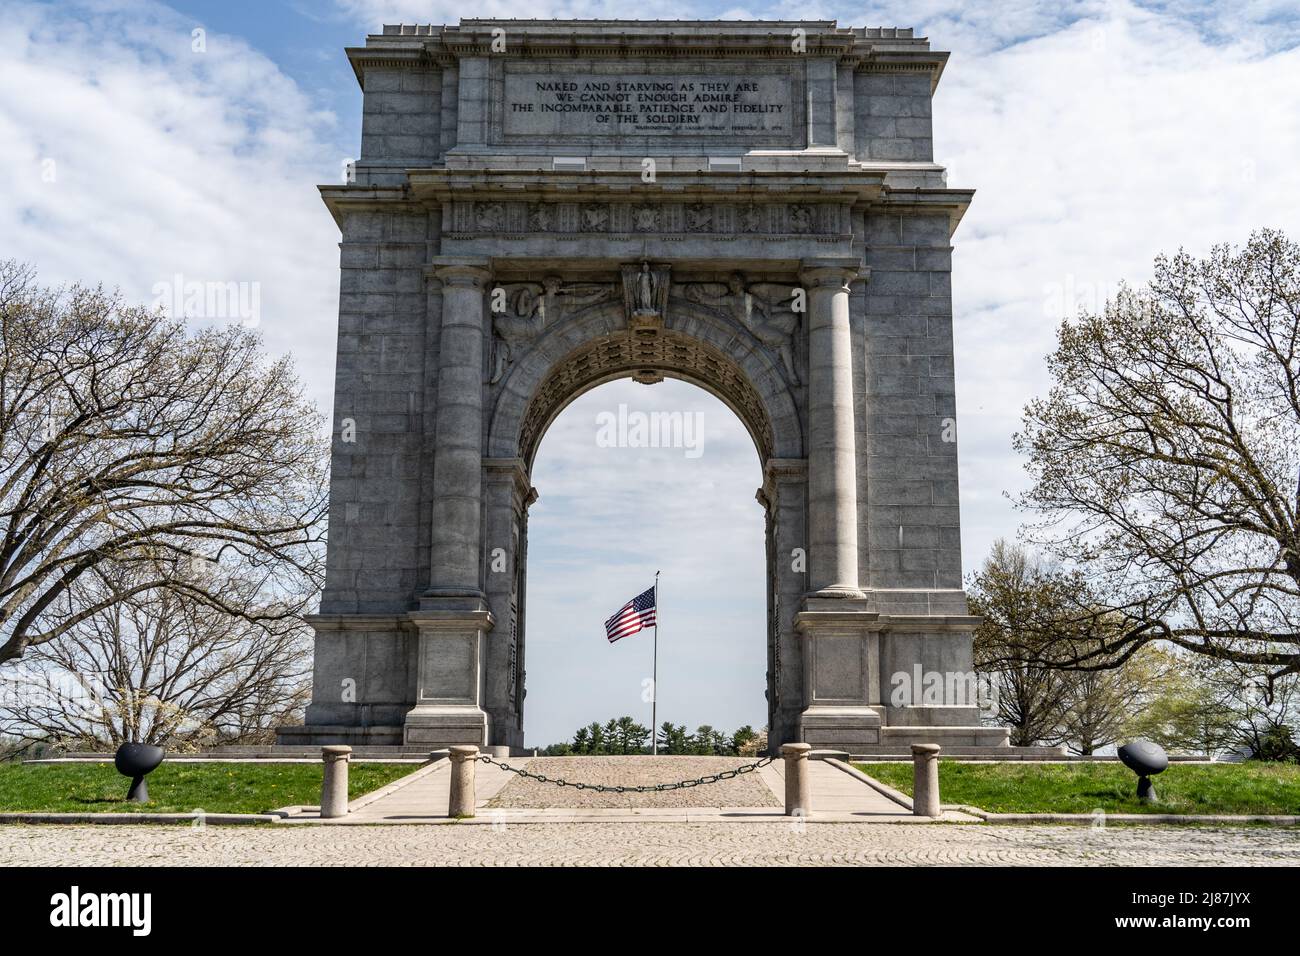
[480,293,809,751]
[487,299,805,468]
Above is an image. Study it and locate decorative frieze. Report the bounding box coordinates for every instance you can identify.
[453,200,845,238]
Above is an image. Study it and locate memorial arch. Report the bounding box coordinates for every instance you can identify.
[281,18,1009,753]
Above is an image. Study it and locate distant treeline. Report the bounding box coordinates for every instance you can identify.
[542,717,767,756]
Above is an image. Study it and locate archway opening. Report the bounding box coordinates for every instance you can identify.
[522,376,767,753]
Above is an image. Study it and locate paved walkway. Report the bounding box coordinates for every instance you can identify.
[759,757,946,819]
[342,758,515,824]
[487,756,780,808]
[313,755,965,824]
[4,821,1297,866]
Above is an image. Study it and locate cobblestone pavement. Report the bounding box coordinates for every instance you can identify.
[2,822,1297,866]
[485,756,780,809]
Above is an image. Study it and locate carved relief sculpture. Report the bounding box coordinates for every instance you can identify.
[631,204,660,232]
[476,202,505,231]
[685,203,713,233]
[554,279,618,317]
[488,283,547,384]
[788,204,814,234]
[527,203,552,232]
[581,203,608,232]
[679,273,802,384]
[489,276,623,383]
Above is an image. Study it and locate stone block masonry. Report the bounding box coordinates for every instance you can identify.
[279,19,1011,755]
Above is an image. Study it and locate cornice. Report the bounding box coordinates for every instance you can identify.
[854,51,949,94]
[344,20,947,91]
[317,184,407,229]
[304,614,418,632]
[878,614,982,633]
[879,186,976,236]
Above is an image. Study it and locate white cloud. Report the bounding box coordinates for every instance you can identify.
[0,0,344,410]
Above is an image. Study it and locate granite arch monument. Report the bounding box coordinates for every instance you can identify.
[281,19,1009,753]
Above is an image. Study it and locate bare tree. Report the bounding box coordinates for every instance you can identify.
[0,261,327,665]
[969,540,1077,747]
[1014,230,1300,685]
[1058,645,1171,755]
[0,554,312,748]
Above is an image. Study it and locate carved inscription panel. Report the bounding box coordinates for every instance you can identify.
[491,60,807,147]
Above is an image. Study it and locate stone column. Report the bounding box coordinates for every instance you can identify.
[405,258,495,749]
[482,458,533,750]
[763,458,809,748]
[800,260,862,599]
[448,745,479,818]
[427,258,491,598]
[320,745,352,819]
[911,743,942,817]
[795,261,881,751]
[781,742,812,816]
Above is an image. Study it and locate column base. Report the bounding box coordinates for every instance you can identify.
[812,585,866,600]
[879,725,1011,748]
[404,603,494,750]
[799,705,883,750]
[795,596,883,751]
[276,723,405,747]
[402,704,490,748]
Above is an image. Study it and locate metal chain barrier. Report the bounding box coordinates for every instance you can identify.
[477,754,774,793]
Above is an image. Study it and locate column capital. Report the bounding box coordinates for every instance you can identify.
[799,258,867,289]
[764,457,808,481]
[762,457,808,502]
[429,256,492,288]
[483,457,537,509]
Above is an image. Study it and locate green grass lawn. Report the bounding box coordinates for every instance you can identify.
[855,761,1300,815]
[0,761,417,814]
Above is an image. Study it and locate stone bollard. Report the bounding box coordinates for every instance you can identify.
[911,743,942,818]
[781,742,812,817]
[448,745,479,818]
[320,745,352,819]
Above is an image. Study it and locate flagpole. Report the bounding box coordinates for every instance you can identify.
[652,570,660,756]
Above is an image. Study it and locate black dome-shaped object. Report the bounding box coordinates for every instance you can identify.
[1117,739,1168,803]
[1117,739,1169,776]
[114,742,165,803]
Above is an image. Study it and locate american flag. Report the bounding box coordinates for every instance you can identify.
[604,586,657,643]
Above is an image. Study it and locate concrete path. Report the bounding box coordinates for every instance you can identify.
[287,755,973,824]
[341,759,515,823]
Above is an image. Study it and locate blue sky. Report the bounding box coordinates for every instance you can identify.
[3,0,1300,745]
